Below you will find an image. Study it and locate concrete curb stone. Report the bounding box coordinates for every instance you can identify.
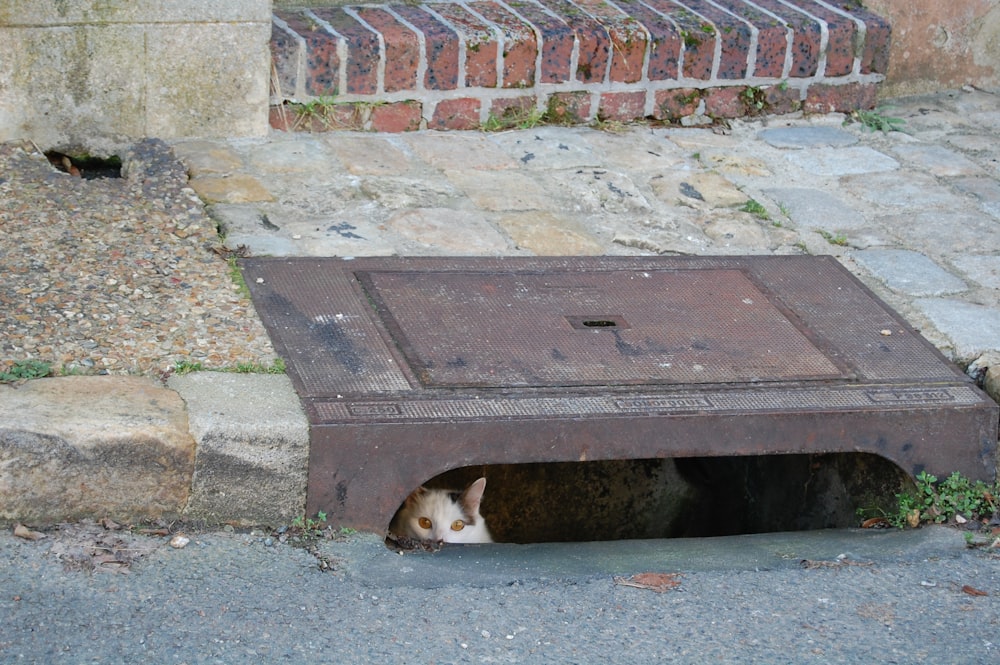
[0,376,194,523]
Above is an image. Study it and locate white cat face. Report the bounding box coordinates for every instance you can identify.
[392,477,493,544]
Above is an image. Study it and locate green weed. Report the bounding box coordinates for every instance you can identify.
[888,471,1000,531]
[845,108,905,133]
[590,116,628,134]
[481,105,545,132]
[228,256,250,299]
[0,359,52,382]
[225,358,286,374]
[172,357,285,375]
[291,511,328,532]
[739,199,769,220]
[173,359,205,375]
[741,86,768,115]
[818,230,848,246]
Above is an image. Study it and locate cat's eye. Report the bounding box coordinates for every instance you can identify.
[418,517,432,529]
[450,520,465,532]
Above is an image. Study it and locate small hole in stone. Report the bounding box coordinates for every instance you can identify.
[566,314,630,330]
[45,151,123,179]
[388,454,910,545]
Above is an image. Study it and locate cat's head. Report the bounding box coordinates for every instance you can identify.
[396,477,492,544]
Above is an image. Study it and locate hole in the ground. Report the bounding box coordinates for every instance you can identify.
[388,454,910,545]
[45,151,122,179]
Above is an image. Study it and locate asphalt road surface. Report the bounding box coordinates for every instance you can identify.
[2,523,998,664]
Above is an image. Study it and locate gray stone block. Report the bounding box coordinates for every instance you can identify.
[0,377,194,524]
[853,249,967,296]
[763,188,866,230]
[914,298,1000,360]
[758,126,859,149]
[169,373,309,525]
[952,254,1000,290]
[0,0,270,153]
[784,147,899,176]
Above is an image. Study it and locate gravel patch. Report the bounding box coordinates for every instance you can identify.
[0,140,276,377]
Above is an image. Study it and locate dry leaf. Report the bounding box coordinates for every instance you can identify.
[13,524,46,541]
[801,558,874,569]
[100,518,122,531]
[861,517,890,529]
[962,585,988,597]
[614,572,682,592]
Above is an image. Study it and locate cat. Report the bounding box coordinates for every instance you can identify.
[389,477,493,544]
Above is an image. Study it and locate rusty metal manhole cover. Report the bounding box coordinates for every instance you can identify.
[241,256,998,531]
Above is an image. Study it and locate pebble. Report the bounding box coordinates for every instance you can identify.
[169,534,190,549]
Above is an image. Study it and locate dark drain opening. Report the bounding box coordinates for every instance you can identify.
[45,151,123,179]
[390,454,910,545]
[565,314,630,330]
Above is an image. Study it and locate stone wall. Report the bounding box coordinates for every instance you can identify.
[867,0,1000,96]
[0,0,272,155]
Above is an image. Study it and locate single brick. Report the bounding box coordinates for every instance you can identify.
[370,100,423,132]
[272,101,364,132]
[704,86,746,118]
[645,0,715,80]
[764,83,802,114]
[430,97,482,130]
[571,0,647,83]
[470,1,537,88]
[546,91,592,124]
[748,0,821,78]
[753,23,791,79]
[312,7,380,95]
[501,0,575,84]
[536,0,610,84]
[781,0,855,76]
[430,3,499,88]
[667,0,753,80]
[491,96,537,119]
[275,10,341,97]
[598,91,646,122]
[269,104,296,132]
[329,103,367,131]
[653,88,702,121]
[708,0,789,78]
[851,6,892,75]
[392,5,461,90]
[605,0,680,82]
[355,7,419,93]
[804,82,877,114]
[271,15,303,98]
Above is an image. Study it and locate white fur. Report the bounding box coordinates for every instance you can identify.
[390,477,493,543]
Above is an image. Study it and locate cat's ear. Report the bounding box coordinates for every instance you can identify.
[404,485,428,507]
[461,477,487,511]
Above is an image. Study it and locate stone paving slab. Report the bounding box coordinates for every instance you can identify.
[168,373,310,525]
[0,377,194,523]
[177,89,1000,375]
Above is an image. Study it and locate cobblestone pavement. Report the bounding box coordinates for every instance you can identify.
[176,88,1000,375]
